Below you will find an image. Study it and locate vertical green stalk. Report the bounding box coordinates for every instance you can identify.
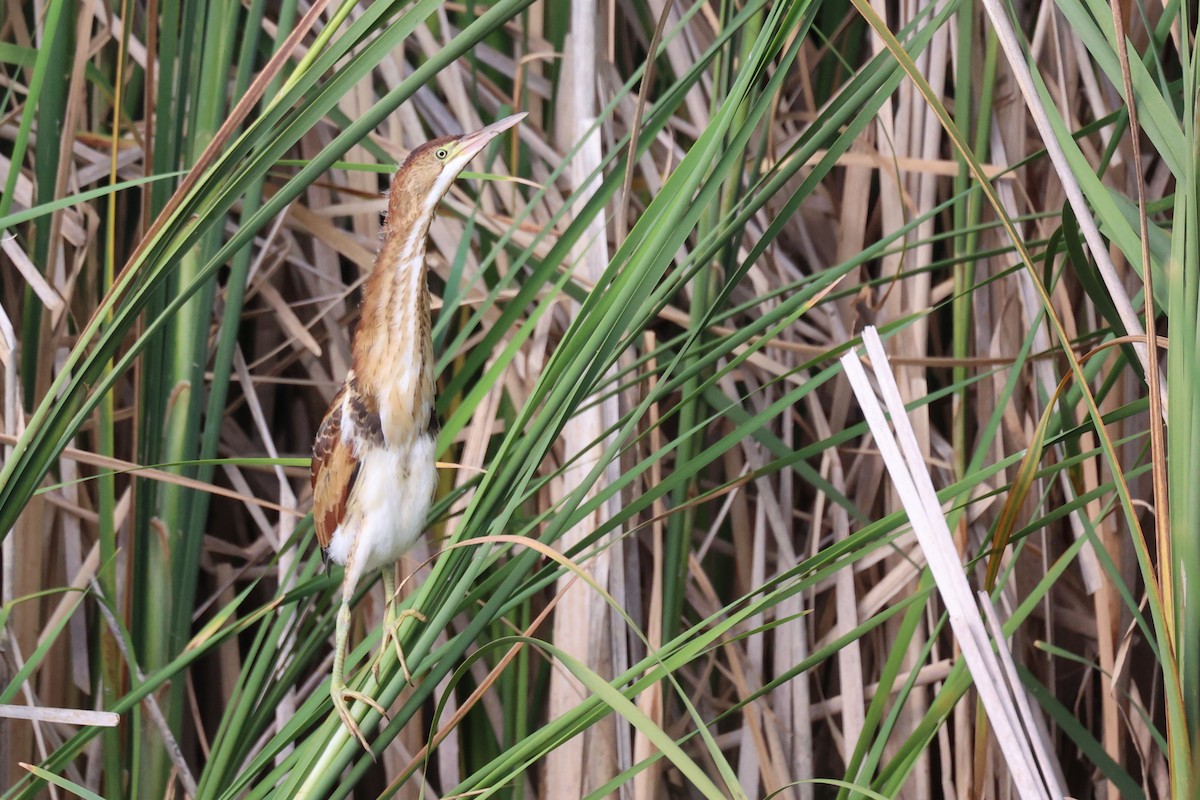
[99,4,133,795]
[17,0,70,408]
[950,18,998,479]
[1167,5,1200,786]
[180,0,294,778]
[133,0,192,665]
[132,0,185,676]
[190,0,294,513]
[176,0,298,612]
[136,1,241,795]
[665,0,764,643]
[950,2,974,480]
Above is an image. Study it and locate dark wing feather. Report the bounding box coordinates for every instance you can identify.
[311,388,360,550]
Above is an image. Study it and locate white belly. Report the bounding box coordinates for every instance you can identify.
[324,434,437,589]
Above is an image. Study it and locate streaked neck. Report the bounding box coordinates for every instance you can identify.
[352,198,436,443]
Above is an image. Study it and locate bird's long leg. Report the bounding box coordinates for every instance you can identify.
[330,545,386,753]
[374,566,426,684]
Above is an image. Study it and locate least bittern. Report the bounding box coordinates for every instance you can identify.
[310,112,525,750]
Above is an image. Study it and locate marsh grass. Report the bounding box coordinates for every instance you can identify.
[0,0,1192,798]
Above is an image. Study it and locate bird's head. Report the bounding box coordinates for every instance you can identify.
[388,112,526,214]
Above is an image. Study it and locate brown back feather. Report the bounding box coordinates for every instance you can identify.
[311,389,360,549]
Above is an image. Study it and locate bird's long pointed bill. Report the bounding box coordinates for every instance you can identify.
[456,112,527,162]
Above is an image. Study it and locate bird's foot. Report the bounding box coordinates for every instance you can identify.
[332,684,388,755]
[373,608,427,684]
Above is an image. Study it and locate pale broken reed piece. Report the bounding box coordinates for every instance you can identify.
[310,112,526,751]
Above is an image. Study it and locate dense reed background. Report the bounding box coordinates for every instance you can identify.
[0,0,1193,798]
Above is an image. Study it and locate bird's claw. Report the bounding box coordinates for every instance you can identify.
[372,608,427,684]
[332,685,387,755]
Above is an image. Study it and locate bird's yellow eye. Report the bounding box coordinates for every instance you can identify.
[435,148,449,160]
